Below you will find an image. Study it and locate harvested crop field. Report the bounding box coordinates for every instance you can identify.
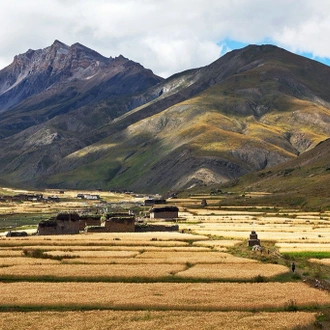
[0,257,60,266]
[1,282,329,310]
[135,251,257,263]
[276,243,330,253]
[176,263,289,279]
[0,310,317,330]
[0,263,187,279]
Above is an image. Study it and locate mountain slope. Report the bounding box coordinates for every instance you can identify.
[211,138,330,210]
[0,43,329,193]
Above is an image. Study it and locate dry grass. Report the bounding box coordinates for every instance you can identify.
[1,282,329,310]
[176,263,289,279]
[0,310,317,330]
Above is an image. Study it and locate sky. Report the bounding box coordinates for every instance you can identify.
[1,0,330,78]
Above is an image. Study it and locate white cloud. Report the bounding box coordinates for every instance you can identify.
[1,0,330,77]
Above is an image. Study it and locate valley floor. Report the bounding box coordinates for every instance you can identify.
[1,190,330,329]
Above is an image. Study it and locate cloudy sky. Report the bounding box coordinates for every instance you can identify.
[1,0,330,78]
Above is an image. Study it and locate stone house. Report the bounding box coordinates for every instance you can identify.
[38,213,80,235]
[86,214,135,233]
[149,206,179,219]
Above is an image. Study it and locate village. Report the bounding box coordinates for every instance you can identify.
[36,204,180,235]
[1,191,181,236]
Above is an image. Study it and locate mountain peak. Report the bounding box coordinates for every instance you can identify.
[0,40,163,113]
[51,39,69,48]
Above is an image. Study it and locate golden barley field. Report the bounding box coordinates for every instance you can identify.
[176,263,289,279]
[0,311,317,330]
[276,242,330,253]
[0,263,187,278]
[1,282,329,310]
[2,191,330,329]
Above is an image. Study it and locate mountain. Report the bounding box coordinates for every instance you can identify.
[0,42,329,193]
[0,40,163,136]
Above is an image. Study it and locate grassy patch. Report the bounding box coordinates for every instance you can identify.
[22,248,76,261]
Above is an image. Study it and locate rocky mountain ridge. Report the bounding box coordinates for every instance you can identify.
[0,42,329,193]
[0,40,162,126]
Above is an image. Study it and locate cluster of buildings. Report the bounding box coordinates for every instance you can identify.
[76,193,101,200]
[0,193,60,203]
[37,203,179,235]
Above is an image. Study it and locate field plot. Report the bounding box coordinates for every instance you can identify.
[4,245,210,252]
[0,263,187,279]
[0,257,60,266]
[1,282,329,310]
[176,263,289,280]
[0,249,24,257]
[276,243,330,253]
[192,239,241,250]
[0,311,317,330]
[135,251,257,264]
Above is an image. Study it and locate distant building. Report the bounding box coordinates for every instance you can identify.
[149,206,179,219]
[144,198,166,206]
[86,213,135,233]
[77,194,100,200]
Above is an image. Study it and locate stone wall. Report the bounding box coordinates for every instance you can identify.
[85,226,107,233]
[78,216,101,231]
[104,217,135,232]
[135,224,179,232]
